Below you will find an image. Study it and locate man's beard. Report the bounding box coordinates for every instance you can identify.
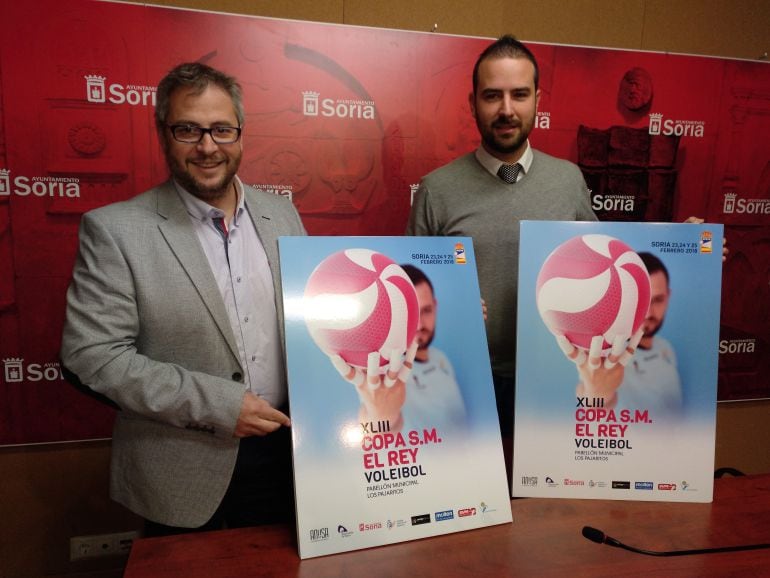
[478,115,533,156]
[166,152,240,201]
[643,317,665,340]
[417,330,435,352]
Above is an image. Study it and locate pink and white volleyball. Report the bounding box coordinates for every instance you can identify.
[303,249,419,369]
[536,234,651,355]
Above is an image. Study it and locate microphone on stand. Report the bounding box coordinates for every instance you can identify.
[582,526,770,557]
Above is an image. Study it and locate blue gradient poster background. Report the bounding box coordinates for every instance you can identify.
[281,236,510,557]
[513,221,723,502]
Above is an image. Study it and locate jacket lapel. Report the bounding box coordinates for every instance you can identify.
[244,192,281,294]
[154,182,241,363]
[243,188,287,344]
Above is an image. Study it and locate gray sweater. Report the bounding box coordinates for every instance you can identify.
[407,150,597,379]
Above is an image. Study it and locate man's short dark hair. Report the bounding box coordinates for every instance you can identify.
[639,252,669,283]
[154,62,244,135]
[472,34,540,95]
[400,264,434,294]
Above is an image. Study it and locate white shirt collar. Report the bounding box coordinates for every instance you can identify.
[174,176,245,225]
[475,141,533,180]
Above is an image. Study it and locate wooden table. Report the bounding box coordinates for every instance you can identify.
[125,474,770,577]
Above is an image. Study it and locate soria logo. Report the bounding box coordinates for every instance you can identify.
[0,169,80,198]
[592,193,635,213]
[302,91,376,120]
[409,183,420,206]
[85,75,157,107]
[719,338,756,354]
[648,113,704,137]
[535,111,551,129]
[564,478,585,486]
[3,359,64,384]
[251,183,293,201]
[723,192,770,215]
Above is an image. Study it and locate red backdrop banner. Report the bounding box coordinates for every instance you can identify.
[1,0,768,444]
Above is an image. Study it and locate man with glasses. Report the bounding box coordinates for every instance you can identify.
[61,62,306,535]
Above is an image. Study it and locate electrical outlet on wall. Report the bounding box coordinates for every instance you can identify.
[69,531,139,561]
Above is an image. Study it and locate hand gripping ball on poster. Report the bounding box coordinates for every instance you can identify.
[536,234,650,372]
[303,249,420,427]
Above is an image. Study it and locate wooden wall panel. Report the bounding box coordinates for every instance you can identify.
[125,0,770,60]
[132,0,344,22]
[642,0,770,59]
[0,442,141,578]
[342,0,507,39]
[716,401,770,474]
[496,0,647,51]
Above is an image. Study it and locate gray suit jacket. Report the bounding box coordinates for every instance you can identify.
[61,181,306,527]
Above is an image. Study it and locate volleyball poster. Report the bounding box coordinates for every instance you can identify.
[513,221,723,502]
[280,236,510,558]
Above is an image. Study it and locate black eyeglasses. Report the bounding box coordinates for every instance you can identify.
[167,124,242,144]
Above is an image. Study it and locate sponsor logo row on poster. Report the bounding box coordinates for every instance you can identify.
[306,504,490,544]
[520,475,695,492]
